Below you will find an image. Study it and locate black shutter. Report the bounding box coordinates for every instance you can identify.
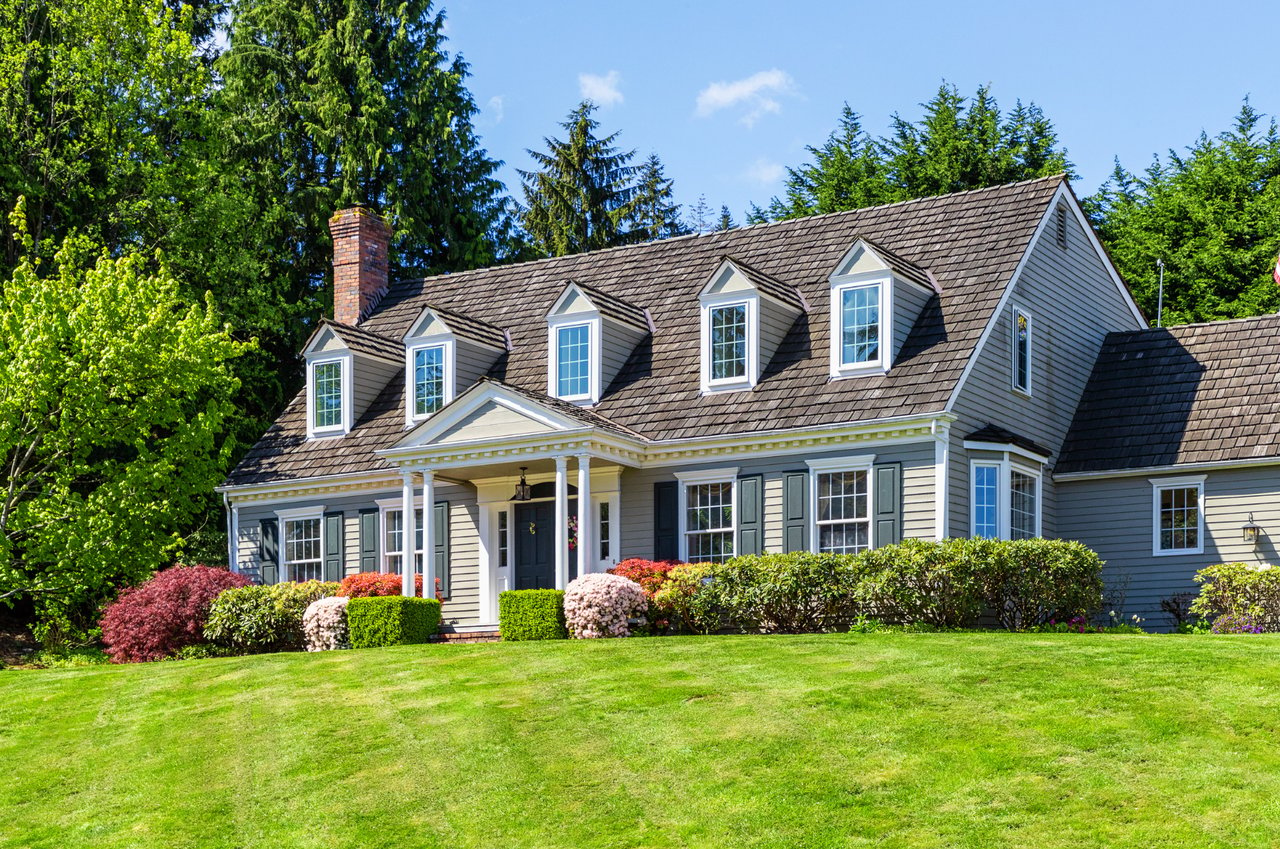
[737,474,764,556]
[358,509,379,572]
[434,501,451,598]
[782,471,809,553]
[653,481,679,561]
[873,463,902,547]
[259,518,278,585]
[323,512,344,581]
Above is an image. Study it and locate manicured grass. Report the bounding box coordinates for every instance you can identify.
[3,634,1280,848]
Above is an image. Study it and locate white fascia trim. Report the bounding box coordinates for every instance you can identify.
[962,439,1051,464]
[1010,303,1033,397]
[305,353,352,439]
[404,338,456,428]
[674,467,739,485]
[829,272,892,379]
[699,293,758,393]
[547,313,602,404]
[806,454,876,473]
[1055,456,1280,482]
[1151,477,1206,557]
[944,182,1144,415]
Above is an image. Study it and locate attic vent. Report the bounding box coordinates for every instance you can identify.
[1055,206,1068,251]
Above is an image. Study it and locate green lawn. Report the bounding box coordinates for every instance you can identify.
[3,634,1280,848]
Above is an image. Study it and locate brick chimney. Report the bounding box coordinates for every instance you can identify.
[329,207,391,325]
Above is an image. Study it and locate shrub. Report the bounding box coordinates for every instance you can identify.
[698,553,866,634]
[101,565,250,663]
[498,590,567,641]
[337,571,424,598]
[982,539,1104,630]
[563,573,648,638]
[1191,563,1280,631]
[168,643,238,660]
[651,563,718,633]
[303,596,350,651]
[31,646,111,668]
[203,580,339,652]
[1211,612,1265,634]
[855,539,989,628]
[608,559,684,633]
[346,596,441,648]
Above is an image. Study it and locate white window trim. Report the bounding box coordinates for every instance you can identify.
[306,354,352,438]
[1011,305,1033,397]
[806,456,876,553]
[674,468,738,562]
[699,294,758,393]
[969,456,1042,541]
[1150,475,1206,557]
[376,496,426,573]
[404,339,455,427]
[547,315,601,404]
[829,271,891,379]
[274,506,325,582]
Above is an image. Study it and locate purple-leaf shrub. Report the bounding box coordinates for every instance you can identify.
[563,573,648,639]
[302,596,350,651]
[101,565,251,663]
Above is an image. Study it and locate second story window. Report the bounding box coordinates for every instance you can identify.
[709,303,748,381]
[555,323,592,399]
[839,283,881,366]
[412,345,446,416]
[311,359,344,434]
[1012,307,1032,395]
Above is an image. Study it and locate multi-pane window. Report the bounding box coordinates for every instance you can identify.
[972,464,1000,538]
[709,304,748,381]
[816,471,870,553]
[1013,308,1031,394]
[312,361,343,430]
[413,345,446,417]
[1157,485,1201,553]
[599,501,611,561]
[284,517,322,581]
[840,284,880,365]
[556,324,591,398]
[383,508,425,573]
[685,482,734,562]
[497,510,509,569]
[1010,470,1038,539]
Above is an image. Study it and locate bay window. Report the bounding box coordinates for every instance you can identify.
[971,460,1040,540]
[1010,469,1039,539]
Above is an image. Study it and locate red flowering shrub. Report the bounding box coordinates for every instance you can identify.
[608,559,685,634]
[337,572,424,598]
[101,565,250,663]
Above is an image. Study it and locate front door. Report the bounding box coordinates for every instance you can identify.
[514,500,575,589]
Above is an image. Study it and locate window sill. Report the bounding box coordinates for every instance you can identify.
[830,363,888,381]
[1152,547,1204,557]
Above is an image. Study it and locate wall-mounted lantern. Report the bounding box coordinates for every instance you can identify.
[1242,513,1262,545]
[510,467,532,502]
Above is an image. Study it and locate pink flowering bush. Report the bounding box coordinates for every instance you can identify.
[563,573,648,639]
[302,596,350,651]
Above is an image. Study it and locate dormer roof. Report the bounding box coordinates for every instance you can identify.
[830,237,938,293]
[709,256,805,310]
[404,304,508,350]
[548,280,650,332]
[302,319,402,363]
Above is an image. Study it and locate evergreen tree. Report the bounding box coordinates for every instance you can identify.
[517,102,640,256]
[688,194,713,234]
[630,154,689,242]
[716,206,736,232]
[1087,101,1280,324]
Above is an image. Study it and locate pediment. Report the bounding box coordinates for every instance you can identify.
[701,259,755,297]
[830,240,891,278]
[548,282,597,318]
[393,381,591,449]
[405,307,451,340]
[303,325,348,356]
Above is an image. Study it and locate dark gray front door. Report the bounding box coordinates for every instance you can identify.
[514,500,575,589]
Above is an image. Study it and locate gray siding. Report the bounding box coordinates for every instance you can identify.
[758,302,799,376]
[352,353,400,421]
[892,279,933,362]
[455,339,502,391]
[948,203,1144,538]
[1059,466,1280,630]
[600,318,646,395]
[619,442,936,559]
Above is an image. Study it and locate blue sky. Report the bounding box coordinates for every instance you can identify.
[442,0,1280,222]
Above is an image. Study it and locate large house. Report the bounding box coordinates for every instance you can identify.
[218,175,1280,632]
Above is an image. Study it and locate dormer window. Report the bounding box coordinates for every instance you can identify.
[308,357,349,437]
[554,322,593,399]
[698,258,801,394]
[301,321,395,440]
[411,344,447,416]
[545,281,647,406]
[837,282,882,367]
[401,305,508,428]
[709,303,749,381]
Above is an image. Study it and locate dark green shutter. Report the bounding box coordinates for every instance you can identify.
[653,481,679,561]
[323,512,344,581]
[434,501,451,598]
[737,474,764,556]
[782,471,809,553]
[873,463,902,547]
[358,509,378,572]
[259,518,278,585]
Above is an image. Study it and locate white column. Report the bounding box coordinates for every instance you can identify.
[576,454,592,577]
[225,495,239,573]
[401,470,416,596]
[555,456,569,589]
[422,469,436,599]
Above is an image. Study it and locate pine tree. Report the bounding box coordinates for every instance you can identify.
[688,194,713,234]
[630,154,689,242]
[716,206,736,232]
[518,102,641,256]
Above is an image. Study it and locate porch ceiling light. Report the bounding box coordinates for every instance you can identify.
[1243,513,1262,545]
[511,467,532,502]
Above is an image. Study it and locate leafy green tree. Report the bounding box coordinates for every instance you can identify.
[0,201,247,640]
[761,84,1073,220]
[1087,102,1280,325]
[518,101,641,256]
[630,154,689,242]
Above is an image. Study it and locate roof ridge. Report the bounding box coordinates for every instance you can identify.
[1110,312,1280,338]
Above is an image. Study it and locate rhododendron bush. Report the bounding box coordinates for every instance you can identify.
[101,566,250,663]
[338,572,424,598]
[608,559,685,634]
[302,596,350,651]
[563,573,648,638]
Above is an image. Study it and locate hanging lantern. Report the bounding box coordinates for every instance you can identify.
[1242,513,1262,545]
[511,467,532,502]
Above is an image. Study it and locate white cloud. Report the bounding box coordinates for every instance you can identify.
[743,157,785,186]
[696,69,796,127]
[486,95,505,125]
[578,71,624,108]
